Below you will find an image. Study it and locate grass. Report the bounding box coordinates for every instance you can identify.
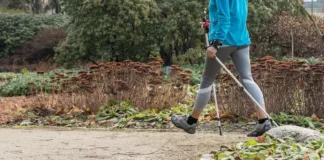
[0,68,82,96]
[0,72,19,81]
[0,7,30,14]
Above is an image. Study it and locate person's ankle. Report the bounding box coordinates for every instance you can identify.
[187,115,198,125]
[258,118,269,124]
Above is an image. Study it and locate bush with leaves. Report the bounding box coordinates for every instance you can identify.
[56,57,192,110]
[0,13,68,58]
[247,0,324,58]
[0,72,18,81]
[180,64,204,85]
[9,28,67,65]
[254,12,324,58]
[247,0,308,43]
[172,48,205,66]
[56,0,319,67]
[0,68,80,96]
[55,0,162,67]
[0,6,29,14]
[55,0,208,67]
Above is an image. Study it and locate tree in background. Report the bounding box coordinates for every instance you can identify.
[2,0,322,68]
[248,0,323,58]
[0,0,61,14]
[55,0,161,67]
[153,0,208,66]
[55,0,208,67]
[248,0,308,43]
[51,0,61,13]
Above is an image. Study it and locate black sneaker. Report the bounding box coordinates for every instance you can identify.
[247,119,272,137]
[171,114,197,134]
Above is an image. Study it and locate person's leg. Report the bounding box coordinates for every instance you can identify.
[230,45,271,137]
[171,46,237,134]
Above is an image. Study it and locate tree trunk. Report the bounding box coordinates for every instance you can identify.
[53,0,61,13]
[33,0,42,14]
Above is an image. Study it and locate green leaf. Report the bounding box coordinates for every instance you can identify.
[144,117,158,122]
[118,118,128,127]
[95,116,111,121]
[20,119,32,126]
[217,153,231,159]
[134,113,146,119]
[155,121,163,128]
[313,122,322,128]
[306,119,316,129]
[172,107,182,114]
[27,111,38,118]
[246,139,258,146]
[107,100,119,107]
[235,142,244,150]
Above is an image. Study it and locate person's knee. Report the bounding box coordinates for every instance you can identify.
[241,78,256,86]
[200,77,214,89]
[197,83,212,94]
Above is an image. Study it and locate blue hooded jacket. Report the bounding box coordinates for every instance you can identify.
[208,0,250,46]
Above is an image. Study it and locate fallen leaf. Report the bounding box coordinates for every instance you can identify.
[86,107,91,112]
[256,136,265,143]
[210,112,216,118]
[205,116,213,121]
[72,107,81,114]
[20,119,32,126]
[311,114,319,122]
[164,117,171,121]
[302,156,310,160]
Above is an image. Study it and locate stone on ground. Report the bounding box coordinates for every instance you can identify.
[266,125,324,142]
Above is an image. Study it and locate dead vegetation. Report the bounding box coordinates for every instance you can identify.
[217,56,324,118]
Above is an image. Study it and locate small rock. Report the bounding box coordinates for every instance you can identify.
[266,125,324,142]
[248,122,257,125]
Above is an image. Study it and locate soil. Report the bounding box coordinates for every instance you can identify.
[0,128,249,160]
[0,80,251,160]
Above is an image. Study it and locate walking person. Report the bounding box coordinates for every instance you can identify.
[171,0,271,137]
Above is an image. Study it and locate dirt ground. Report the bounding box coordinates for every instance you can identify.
[0,128,249,160]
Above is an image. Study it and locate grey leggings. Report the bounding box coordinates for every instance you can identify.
[194,45,265,111]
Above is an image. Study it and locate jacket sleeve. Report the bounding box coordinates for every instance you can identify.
[209,0,230,42]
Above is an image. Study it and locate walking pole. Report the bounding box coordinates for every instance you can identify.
[202,18,223,136]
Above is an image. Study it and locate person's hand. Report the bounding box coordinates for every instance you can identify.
[206,46,217,58]
[200,20,209,33]
[200,22,206,33]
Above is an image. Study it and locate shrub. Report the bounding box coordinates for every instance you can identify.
[0,57,192,112]
[1,58,191,116]
[0,6,29,14]
[0,72,18,81]
[0,69,80,96]
[180,64,204,85]
[9,28,67,65]
[55,0,208,67]
[247,0,308,43]
[253,12,324,58]
[0,13,68,58]
[172,48,205,66]
[55,57,191,111]
[215,56,324,118]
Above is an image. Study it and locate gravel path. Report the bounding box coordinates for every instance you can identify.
[0,128,248,160]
